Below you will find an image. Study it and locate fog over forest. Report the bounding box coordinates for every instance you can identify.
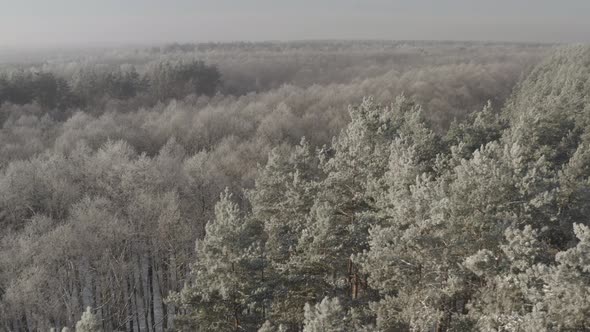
[2,1,590,44]
[1,2,590,332]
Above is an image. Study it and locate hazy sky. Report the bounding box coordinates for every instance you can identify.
[1,0,589,45]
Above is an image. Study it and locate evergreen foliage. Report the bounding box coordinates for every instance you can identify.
[175,45,590,331]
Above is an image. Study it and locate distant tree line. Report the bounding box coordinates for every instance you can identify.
[0,71,79,110]
[0,60,220,114]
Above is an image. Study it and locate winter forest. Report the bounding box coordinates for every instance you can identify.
[1,40,590,331]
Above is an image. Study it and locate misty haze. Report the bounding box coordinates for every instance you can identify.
[1,1,590,332]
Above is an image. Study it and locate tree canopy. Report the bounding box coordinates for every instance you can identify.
[4,41,588,332]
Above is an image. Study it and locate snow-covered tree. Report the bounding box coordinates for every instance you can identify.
[303,297,349,332]
[175,189,266,331]
[75,307,101,332]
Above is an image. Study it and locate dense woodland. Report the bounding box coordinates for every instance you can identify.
[2,41,590,331]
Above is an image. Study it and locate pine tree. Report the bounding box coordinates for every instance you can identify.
[249,138,319,266]
[303,297,349,332]
[446,101,506,158]
[75,307,101,332]
[296,96,433,298]
[248,138,320,328]
[257,320,276,332]
[361,118,555,330]
[174,189,265,331]
[535,224,590,331]
[502,46,590,168]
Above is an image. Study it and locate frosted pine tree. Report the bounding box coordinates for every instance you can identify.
[257,320,276,332]
[303,297,348,332]
[75,307,101,332]
[534,224,590,331]
[361,111,555,330]
[502,46,590,168]
[175,189,266,331]
[249,138,319,265]
[297,97,428,293]
[445,101,506,158]
[248,138,320,328]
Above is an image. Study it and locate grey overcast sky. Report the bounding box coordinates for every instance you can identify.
[0,0,589,46]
